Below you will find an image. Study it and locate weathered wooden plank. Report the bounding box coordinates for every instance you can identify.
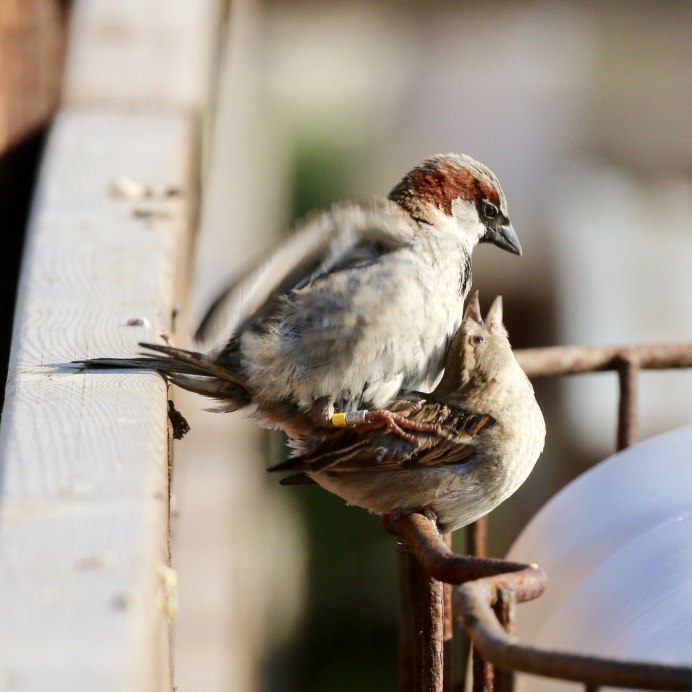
[0,109,195,692]
[63,0,222,111]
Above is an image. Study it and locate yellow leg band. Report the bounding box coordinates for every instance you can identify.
[331,411,369,427]
[331,412,349,427]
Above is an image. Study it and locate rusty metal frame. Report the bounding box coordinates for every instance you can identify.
[389,342,692,691]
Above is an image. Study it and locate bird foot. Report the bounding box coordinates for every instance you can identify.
[329,405,440,444]
[382,508,439,537]
[382,513,399,536]
[361,409,441,445]
[419,507,439,524]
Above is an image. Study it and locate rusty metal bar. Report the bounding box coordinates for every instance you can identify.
[467,517,491,690]
[616,351,639,450]
[393,513,692,690]
[391,513,546,692]
[467,516,488,558]
[454,577,692,690]
[403,541,444,691]
[396,524,444,691]
[472,647,494,691]
[422,567,445,692]
[389,514,538,587]
[442,533,454,692]
[492,588,516,692]
[515,342,692,378]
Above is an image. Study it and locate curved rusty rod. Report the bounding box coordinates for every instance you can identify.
[455,580,692,690]
[515,342,692,378]
[388,513,545,591]
[395,512,692,690]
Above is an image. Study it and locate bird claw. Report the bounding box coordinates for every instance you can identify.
[329,406,444,446]
[360,409,441,445]
[419,507,439,525]
[382,512,400,536]
[382,508,439,537]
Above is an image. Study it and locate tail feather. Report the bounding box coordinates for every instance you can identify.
[278,473,317,486]
[75,356,193,372]
[74,342,250,407]
[138,342,246,386]
[267,455,307,474]
[167,373,249,408]
[268,457,317,485]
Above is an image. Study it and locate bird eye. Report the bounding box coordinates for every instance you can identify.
[480,200,499,220]
[470,334,485,347]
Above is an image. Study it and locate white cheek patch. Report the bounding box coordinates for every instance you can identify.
[450,197,485,246]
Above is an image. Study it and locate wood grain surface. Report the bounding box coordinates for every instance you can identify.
[0,0,225,689]
[0,108,194,692]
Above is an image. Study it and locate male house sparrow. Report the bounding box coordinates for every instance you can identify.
[78,154,521,437]
[272,293,545,533]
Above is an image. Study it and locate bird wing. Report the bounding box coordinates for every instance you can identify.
[271,405,495,476]
[194,199,417,351]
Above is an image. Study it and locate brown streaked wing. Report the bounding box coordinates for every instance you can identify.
[300,406,495,474]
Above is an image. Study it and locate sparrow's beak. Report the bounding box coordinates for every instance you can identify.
[485,296,503,333]
[463,291,483,325]
[484,223,522,256]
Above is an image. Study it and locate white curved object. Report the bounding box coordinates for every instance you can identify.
[506,426,692,691]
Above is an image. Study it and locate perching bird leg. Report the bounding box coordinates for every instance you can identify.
[331,409,441,445]
[382,507,439,535]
